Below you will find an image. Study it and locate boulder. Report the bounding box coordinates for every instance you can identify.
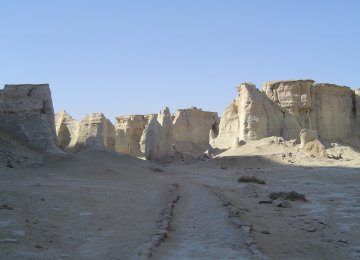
[0,84,63,155]
[299,129,328,158]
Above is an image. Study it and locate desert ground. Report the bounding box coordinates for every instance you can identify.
[1,138,360,260]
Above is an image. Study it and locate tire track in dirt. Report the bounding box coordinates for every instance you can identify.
[152,183,251,259]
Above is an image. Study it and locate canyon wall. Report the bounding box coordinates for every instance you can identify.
[56,112,116,152]
[115,115,150,157]
[51,79,360,159]
[214,80,359,149]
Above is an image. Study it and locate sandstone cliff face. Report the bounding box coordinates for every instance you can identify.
[140,108,174,160]
[214,80,359,150]
[55,111,79,149]
[173,107,218,154]
[115,115,149,157]
[139,107,220,160]
[0,84,62,155]
[311,84,353,140]
[214,83,284,149]
[355,89,360,132]
[66,113,116,152]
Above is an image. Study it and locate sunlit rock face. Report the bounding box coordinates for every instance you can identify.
[214,80,359,149]
[55,111,79,150]
[114,115,150,157]
[172,107,219,155]
[56,112,116,152]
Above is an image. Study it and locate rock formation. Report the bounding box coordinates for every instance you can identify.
[140,108,174,160]
[68,113,116,152]
[172,107,219,155]
[115,115,151,157]
[214,80,360,150]
[299,129,328,158]
[263,80,355,140]
[55,112,116,152]
[213,83,285,149]
[50,79,359,160]
[0,84,63,155]
[355,89,360,133]
[55,111,79,149]
[139,107,219,160]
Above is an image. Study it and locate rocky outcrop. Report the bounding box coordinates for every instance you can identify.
[115,115,149,157]
[263,80,355,140]
[65,113,116,152]
[299,129,328,158]
[355,89,360,132]
[140,108,174,160]
[214,80,359,150]
[0,84,63,155]
[173,107,219,155]
[214,83,284,149]
[311,84,354,140]
[55,111,79,149]
[139,107,219,160]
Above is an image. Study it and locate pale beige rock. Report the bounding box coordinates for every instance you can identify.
[299,129,328,158]
[263,80,354,140]
[115,115,148,156]
[0,84,63,155]
[214,83,284,149]
[67,113,116,152]
[299,128,318,148]
[311,84,354,140]
[172,107,218,155]
[55,111,79,149]
[214,80,359,150]
[140,108,175,160]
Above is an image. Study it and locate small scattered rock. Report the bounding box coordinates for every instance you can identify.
[238,176,266,185]
[150,168,163,173]
[0,204,14,210]
[220,166,228,170]
[269,191,307,201]
[0,239,18,243]
[259,200,273,204]
[35,244,43,249]
[277,201,292,208]
[305,227,317,232]
[261,230,271,234]
[338,239,348,244]
[6,160,14,168]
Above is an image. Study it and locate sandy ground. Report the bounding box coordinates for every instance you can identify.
[1,139,360,259]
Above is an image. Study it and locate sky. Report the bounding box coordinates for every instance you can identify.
[1,0,359,121]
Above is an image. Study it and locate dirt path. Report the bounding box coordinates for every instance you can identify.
[152,182,251,259]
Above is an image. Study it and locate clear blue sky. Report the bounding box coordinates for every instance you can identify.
[1,1,359,121]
